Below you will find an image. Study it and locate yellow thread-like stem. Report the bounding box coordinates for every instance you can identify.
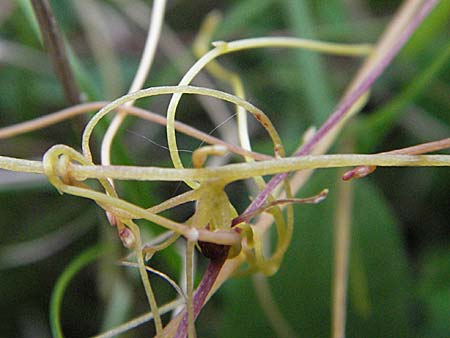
[123,220,163,333]
[166,37,371,185]
[69,154,450,183]
[2,154,449,184]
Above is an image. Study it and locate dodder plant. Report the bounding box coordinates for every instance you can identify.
[0,1,448,337]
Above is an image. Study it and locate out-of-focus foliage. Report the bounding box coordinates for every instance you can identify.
[0,0,448,337]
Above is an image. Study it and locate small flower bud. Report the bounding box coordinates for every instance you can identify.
[342,165,376,181]
[119,227,136,248]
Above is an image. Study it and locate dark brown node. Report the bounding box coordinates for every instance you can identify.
[198,241,229,261]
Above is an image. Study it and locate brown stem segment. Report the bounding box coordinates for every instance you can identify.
[31,0,80,104]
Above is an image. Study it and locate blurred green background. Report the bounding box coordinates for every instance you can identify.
[0,0,449,337]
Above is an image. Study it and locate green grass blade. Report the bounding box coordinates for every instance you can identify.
[215,0,274,39]
[18,0,43,44]
[357,41,450,152]
[283,0,334,124]
[49,244,112,338]
[316,0,346,26]
[65,42,101,101]
[219,171,412,337]
[400,0,450,59]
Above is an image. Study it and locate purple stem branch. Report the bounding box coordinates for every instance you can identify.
[241,0,438,217]
[174,250,228,338]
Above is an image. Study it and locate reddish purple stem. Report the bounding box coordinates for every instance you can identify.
[174,251,228,338]
[241,0,438,217]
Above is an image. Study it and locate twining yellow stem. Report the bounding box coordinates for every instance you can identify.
[42,144,117,198]
[123,220,163,334]
[0,156,43,174]
[36,144,241,245]
[193,12,252,157]
[119,261,186,301]
[2,154,450,183]
[192,145,228,168]
[68,154,450,183]
[344,138,450,180]
[54,182,239,244]
[81,85,282,165]
[193,14,282,230]
[143,233,180,262]
[166,36,372,185]
[2,149,448,257]
[194,14,294,282]
[146,189,203,214]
